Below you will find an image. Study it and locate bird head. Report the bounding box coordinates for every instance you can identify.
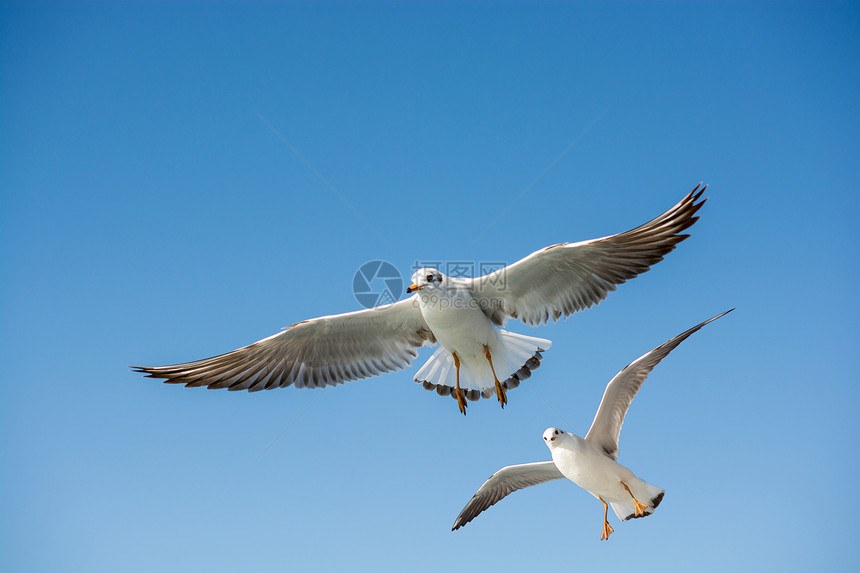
[542,427,564,448]
[407,268,444,294]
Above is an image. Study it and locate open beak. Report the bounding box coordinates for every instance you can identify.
[406,284,421,293]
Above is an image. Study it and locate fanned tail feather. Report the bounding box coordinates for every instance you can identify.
[413,330,551,401]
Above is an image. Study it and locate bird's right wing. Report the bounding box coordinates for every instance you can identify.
[584,309,733,460]
[452,461,564,530]
[132,296,435,391]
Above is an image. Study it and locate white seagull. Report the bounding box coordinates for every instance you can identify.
[134,185,706,414]
[451,310,731,538]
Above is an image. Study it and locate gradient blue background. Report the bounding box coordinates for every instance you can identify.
[2,2,858,572]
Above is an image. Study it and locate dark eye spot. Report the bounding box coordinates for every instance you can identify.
[426,273,434,281]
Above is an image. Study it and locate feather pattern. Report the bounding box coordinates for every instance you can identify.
[451,462,565,530]
[132,297,435,391]
[468,185,707,327]
[584,309,733,459]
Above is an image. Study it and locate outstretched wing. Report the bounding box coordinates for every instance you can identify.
[452,461,564,530]
[132,297,435,392]
[469,185,707,327]
[584,309,733,460]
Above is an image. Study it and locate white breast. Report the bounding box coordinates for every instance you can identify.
[418,282,496,355]
[552,435,626,498]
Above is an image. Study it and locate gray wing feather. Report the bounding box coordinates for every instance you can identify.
[132,297,435,392]
[584,309,732,460]
[469,185,707,326]
[452,461,564,530]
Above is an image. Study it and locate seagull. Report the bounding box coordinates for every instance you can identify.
[133,185,706,414]
[451,310,731,538]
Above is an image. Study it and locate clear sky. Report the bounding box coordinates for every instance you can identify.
[2,2,858,572]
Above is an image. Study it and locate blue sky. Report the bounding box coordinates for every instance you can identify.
[2,2,858,572]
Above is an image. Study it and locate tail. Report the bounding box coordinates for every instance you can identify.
[413,330,551,400]
[610,482,665,521]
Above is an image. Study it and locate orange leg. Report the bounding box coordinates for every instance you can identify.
[452,352,467,415]
[600,497,614,540]
[620,481,648,517]
[483,345,507,408]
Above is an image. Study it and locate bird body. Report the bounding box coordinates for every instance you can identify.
[545,429,663,521]
[410,270,550,409]
[414,275,495,352]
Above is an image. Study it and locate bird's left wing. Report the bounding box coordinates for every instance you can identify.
[467,185,706,327]
[584,309,732,460]
[132,297,435,392]
[452,461,564,530]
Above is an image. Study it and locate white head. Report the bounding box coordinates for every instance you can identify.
[542,427,565,449]
[407,268,445,294]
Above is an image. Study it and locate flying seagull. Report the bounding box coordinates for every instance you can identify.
[133,185,706,414]
[451,309,731,538]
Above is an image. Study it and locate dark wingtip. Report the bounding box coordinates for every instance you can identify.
[130,366,163,379]
[691,183,708,205]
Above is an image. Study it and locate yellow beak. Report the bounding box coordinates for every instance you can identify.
[406,284,421,293]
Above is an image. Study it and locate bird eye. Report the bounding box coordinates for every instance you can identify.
[426,273,434,281]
